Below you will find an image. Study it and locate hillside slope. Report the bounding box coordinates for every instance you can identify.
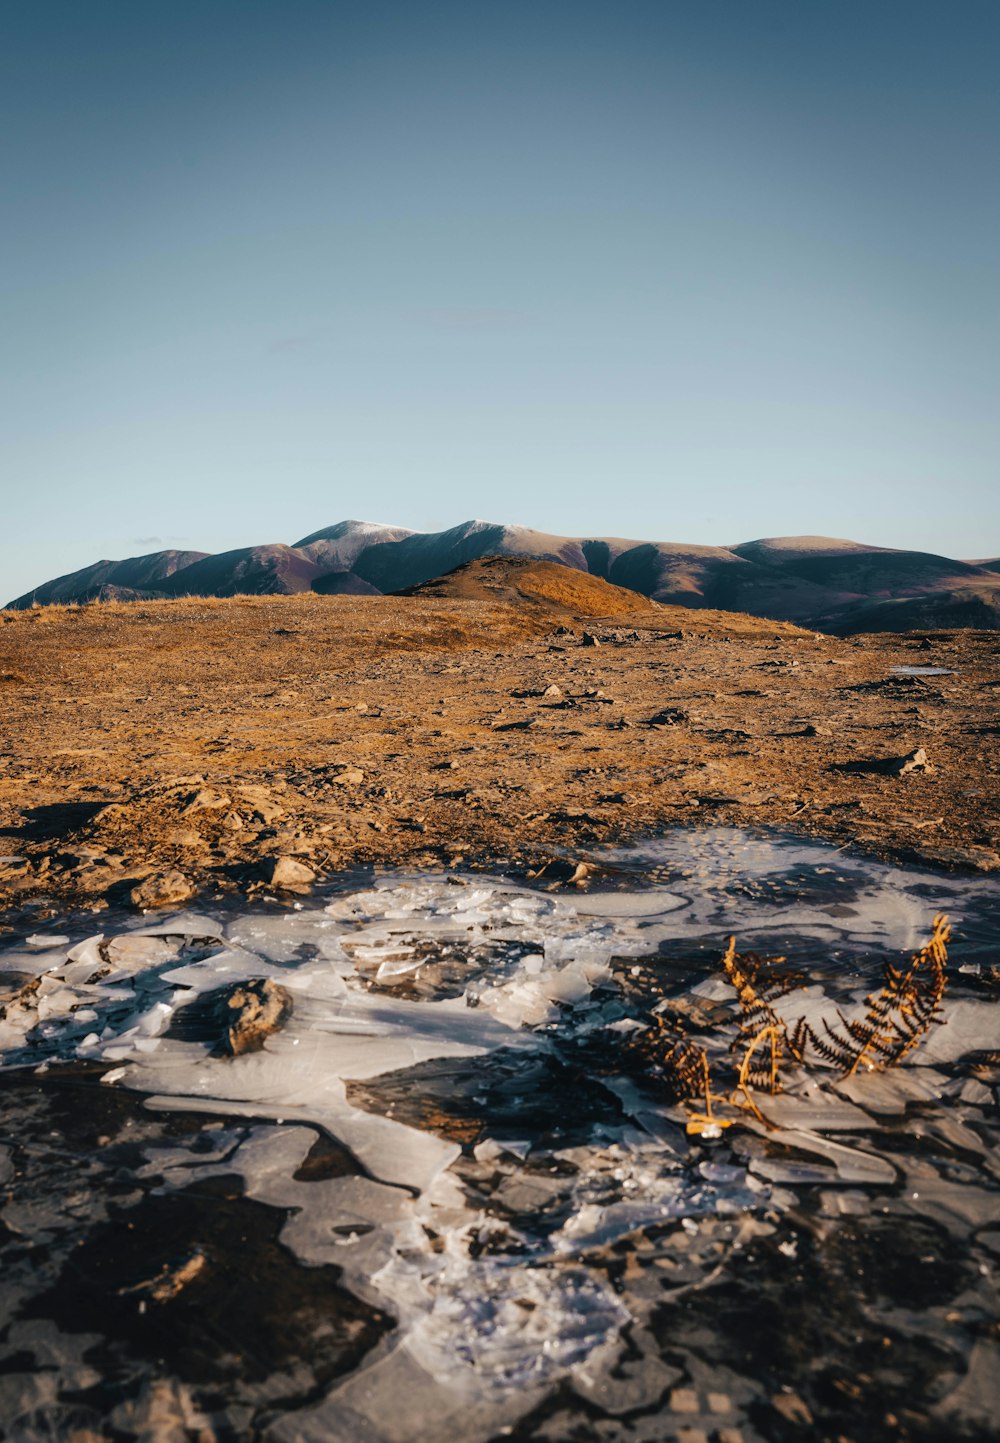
[8,518,999,633]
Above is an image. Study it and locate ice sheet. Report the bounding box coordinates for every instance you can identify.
[1,829,997,1442]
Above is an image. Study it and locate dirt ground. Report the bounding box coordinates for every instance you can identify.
[1,573,998,922]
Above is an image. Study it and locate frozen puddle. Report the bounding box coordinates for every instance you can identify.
[0,828,998,1442]
[890,665,955,675]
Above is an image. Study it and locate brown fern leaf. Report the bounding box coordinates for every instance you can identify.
[621,1015,710,1103]
[801,1019,861,1073]
[721,938,808,1089]
[800,914,950,1076]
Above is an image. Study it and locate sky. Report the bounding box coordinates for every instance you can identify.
[2,0,998,602]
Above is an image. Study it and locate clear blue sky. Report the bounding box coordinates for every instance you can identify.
[2,1,998,601]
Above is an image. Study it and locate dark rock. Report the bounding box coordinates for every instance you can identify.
[646,709,688,727]
[219,978,294,1056]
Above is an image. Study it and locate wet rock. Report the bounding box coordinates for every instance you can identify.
[527,856,598,884]
[130,870,195,910]
[568,861,597,885]
[268,856,317,889]
[218,977,294,1056]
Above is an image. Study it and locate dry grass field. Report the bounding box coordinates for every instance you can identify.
[1,561,998,917]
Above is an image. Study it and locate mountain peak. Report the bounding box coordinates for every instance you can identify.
[7,520,999,634]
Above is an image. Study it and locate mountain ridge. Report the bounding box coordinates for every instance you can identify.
[7,518,1000,635]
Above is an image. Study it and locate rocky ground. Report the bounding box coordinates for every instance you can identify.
[1,570,998,926]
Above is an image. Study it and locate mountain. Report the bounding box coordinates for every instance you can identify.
[7,519,1000,634]
[7,549,209,608]
[159,544,323,598]
[295,519,416,573]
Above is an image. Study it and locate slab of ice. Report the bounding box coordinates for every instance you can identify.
[832,1068,952,1114]
[752,1086,874,1133]
[742,1123,897,1185]
[0,829,997,1441]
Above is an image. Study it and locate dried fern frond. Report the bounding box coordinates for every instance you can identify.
[621,1014,711,1104]
[799,913,950,1076]
[721,939,806,1021]
[720,937,807,1092]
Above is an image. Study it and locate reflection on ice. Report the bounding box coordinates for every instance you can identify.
[0,828,998,1442]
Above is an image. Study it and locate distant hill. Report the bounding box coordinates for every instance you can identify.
[7,518,1000,634]
[8,549,209,608]
[402,554,661,619]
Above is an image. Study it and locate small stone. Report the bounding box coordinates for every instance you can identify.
[268,856,317,888]
[542,684,562,697]
[332,767,365,785]
[836,748,933,778]
[581,632,601,647]
[129,1250,207,1304]
[181,788,230,816]
[130,870,194,910]
[220,978,293,1056]
[802,723,832,737]
[647,708,688,727]
[669,1388,699,1414]
[771,1392,813,1426]
[235,787,285,823]
[895,747,930,775]
[165,829,207,849]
